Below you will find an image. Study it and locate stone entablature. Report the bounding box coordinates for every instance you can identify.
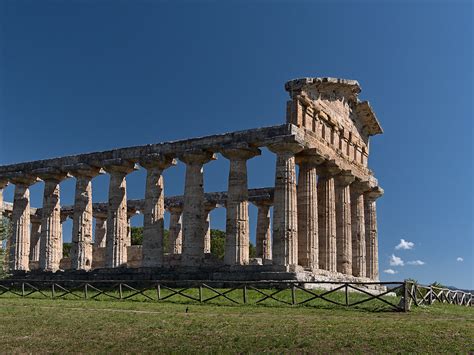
[286,77,382,168]
[0,77,384,283]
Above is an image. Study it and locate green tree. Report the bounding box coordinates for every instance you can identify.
[63,243,72,258]
[210,229,226,259]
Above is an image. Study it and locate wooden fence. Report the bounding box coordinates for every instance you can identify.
[0,279,471,312]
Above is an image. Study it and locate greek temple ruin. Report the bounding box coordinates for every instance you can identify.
[0,77,384,282]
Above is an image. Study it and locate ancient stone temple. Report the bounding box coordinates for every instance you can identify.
[0,77,383,283]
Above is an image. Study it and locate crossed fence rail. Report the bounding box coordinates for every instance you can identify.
[0,279,471,312]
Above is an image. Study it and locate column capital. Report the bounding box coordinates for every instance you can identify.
[34,167,70,182]
[64,163,103,178]
[167,204,183,214]
[221,147,261,161]
[179,150,216,165]
[139,154,177,170]
[204,201,218,213]
[365,186,384,201]
[318,162,341,178]
[93,211,108,220]
[267,142,304,155]
[351,179,372,194]
[335,170,356,187]
[3,172,39,186]
[295,148,327,166]
[251,199,273,209]
[102,159,138,174]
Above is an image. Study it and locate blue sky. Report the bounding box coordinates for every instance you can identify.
[0,0,472,288]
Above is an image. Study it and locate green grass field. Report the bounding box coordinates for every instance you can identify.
[0,296,472,353]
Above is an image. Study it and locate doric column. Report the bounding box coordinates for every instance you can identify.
[317,165,339,272]
[38,170,68,272]
[179,150,216,266]
[334,171,355,275]
[69,166,101,270]
[365,187,383,280]
[94,214,107,248]
[253,201,272,261]
[296,154,322,269]
[222,148,260,265]
[350,180,370,277]
[9,176,36,271]
[104,160,136,268]
[268,143,303,267]
[168,205,183,254]
[203,202,217,254]
[29,218,41,263]
[140,155,176,267]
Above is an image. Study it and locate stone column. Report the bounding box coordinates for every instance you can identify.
[296,155,322,270]
[222,148,260,266]
[203,202,217,254]
[29,219,41,263]
[94,215,107,248]
[350,180,369,277]
[140,155,176,267]
[317,165,339,272]
[268,143,303,267]
[104,160,136,268]
[365,187,383,280]
[179,151,216,266]
[253,201,272,261]
[168,205,183,254]
[10,180,34,271]
[70,167,100,270]
[0,180,7,251]
[335,171,355,275]
[39,171,67,272]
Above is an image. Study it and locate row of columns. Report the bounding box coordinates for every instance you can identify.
[2,143,381,279]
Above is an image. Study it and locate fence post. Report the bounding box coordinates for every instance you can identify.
[199,285,203,303]
[243,284,247,304]
[345,284,349,306]
[52,283,55,299]
[21,282,25,297]
[291,284,296,305]
[429,286,433,305]
[404,281,410,312]
[119,284,123,300]
[157,284,161,301]
[84,284,88,300]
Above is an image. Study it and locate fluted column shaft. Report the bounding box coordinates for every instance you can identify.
[94,217,107,247]
[254,202,272,261]
[365,187,383,280]
[29,220,41,262]
[269,143,303,267]
[180,151,215,266]
[223,148,259,266]
[70,174,94,270]
[351,184,367,277]
[39,179,63,271]
[106,171,129,268]
[168,206,183,254]
[335,173,354,275]
[317,167,338,272]
[141,156,175,267]
[10,184,31,271]
[296,157,319,269]
[204,210,212,254]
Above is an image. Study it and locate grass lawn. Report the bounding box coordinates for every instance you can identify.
[0,297,472,353]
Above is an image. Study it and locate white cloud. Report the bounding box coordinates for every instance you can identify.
[383,269,398,274]
[456,257,464,262]
[395,239,414,250]
[407,260,425,266]
[390,254,404,266]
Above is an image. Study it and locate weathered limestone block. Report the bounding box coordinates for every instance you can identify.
[10,183,32,271]
[94,215,107,248]
[222,148,260,266]
[29,220,41,262]
[253,201,272,261]
[335,171,355,275]
[365,187,383,280]
[39,175,66,272]
[168,205,183,254]
[296,154,323,269]
[104,161,136,268]
[268,143,303,267]
[70,167,101,271]
[351,180,369,277]
[140,155,176,267]
[179,151,216,266]
[317,165,339,272]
